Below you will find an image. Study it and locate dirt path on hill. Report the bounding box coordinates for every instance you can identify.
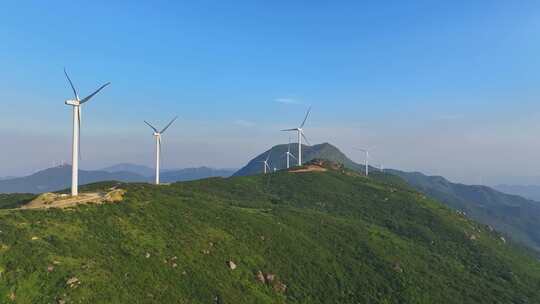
[289,165,328,173]
[19,189,125,210]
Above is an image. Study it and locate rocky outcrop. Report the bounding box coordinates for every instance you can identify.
[226,261,237,270]
[254,270,287,293]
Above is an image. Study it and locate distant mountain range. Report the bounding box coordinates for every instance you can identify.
[0,165,147,194]
[160,167,236,183]
[101,163,236,181]
[234,142,540,252]
[492,184,540,202]
[101,163,156,177]
[0,164,235,194]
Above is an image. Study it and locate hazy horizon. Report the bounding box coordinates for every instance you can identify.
[2,1,540,185]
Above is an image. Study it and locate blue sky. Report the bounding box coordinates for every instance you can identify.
[1,1,540,184]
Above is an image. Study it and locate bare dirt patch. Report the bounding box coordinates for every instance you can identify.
[289,165,328,173]
[21,189,126,210]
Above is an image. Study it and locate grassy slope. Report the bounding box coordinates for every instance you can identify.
[0,194,35,209]
[389,170,540,253]
[234,143,540,254]
[0,170,539,303]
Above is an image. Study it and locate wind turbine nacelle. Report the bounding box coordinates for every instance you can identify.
[65,99,80,106]
[153,132,160,136]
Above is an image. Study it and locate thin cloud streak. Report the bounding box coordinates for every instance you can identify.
[274,97,303,105]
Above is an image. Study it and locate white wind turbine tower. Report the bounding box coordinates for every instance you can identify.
[258,150,272,174]
[144,117,178,185]
[281,106,312,166]
[284,137,298,169]
[63,68,110,196]
[356,147,374,176]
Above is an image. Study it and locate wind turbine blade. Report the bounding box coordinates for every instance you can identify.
[281,128,297,131]
[64,68,79,100]
[265,149,273,162]
[299,106,312,128]
[144,121,159,133]
[160,116,178,134]
[301,132,311,146]
[288,137,291,152]
[80,82,111,104]
[289,152,298,161]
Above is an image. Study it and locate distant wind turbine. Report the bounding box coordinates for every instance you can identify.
[281,106,312,166]
[284,137,298,169]
[64,68,110,196]
[355,147,374,176]
[258,150,273,174]
[144,116,178,185]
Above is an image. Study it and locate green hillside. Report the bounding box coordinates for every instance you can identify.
[1,162,539,303]
[389,170,540,253]
[234,143,540,253]
[0,194,35,209]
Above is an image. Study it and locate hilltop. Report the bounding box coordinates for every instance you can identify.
[0,160,539,303]
[235,143,540,253]
[233,143,365,176]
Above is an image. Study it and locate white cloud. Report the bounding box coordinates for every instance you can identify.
[274,97,303,105]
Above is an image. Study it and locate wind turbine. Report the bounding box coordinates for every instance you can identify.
[258,150,272,174]
[144,116,178,185]
[284,137,298,169]
[355,147,373,176]
[64,68,110,196]
[281,106,312,166]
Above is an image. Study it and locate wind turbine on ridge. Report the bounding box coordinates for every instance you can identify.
[258,150,273,174]
[281,106,312,166]
[284,137,297,169]
[144,116,178,185]
[63,68,110,196]
[355,147,374,176]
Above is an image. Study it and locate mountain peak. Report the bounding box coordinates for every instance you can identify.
[233,142,362,176]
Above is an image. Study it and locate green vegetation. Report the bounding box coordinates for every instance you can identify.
[236,142,540,254]
[390,170,540,253]
[0,162,539,303]
[0,194,35,209]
